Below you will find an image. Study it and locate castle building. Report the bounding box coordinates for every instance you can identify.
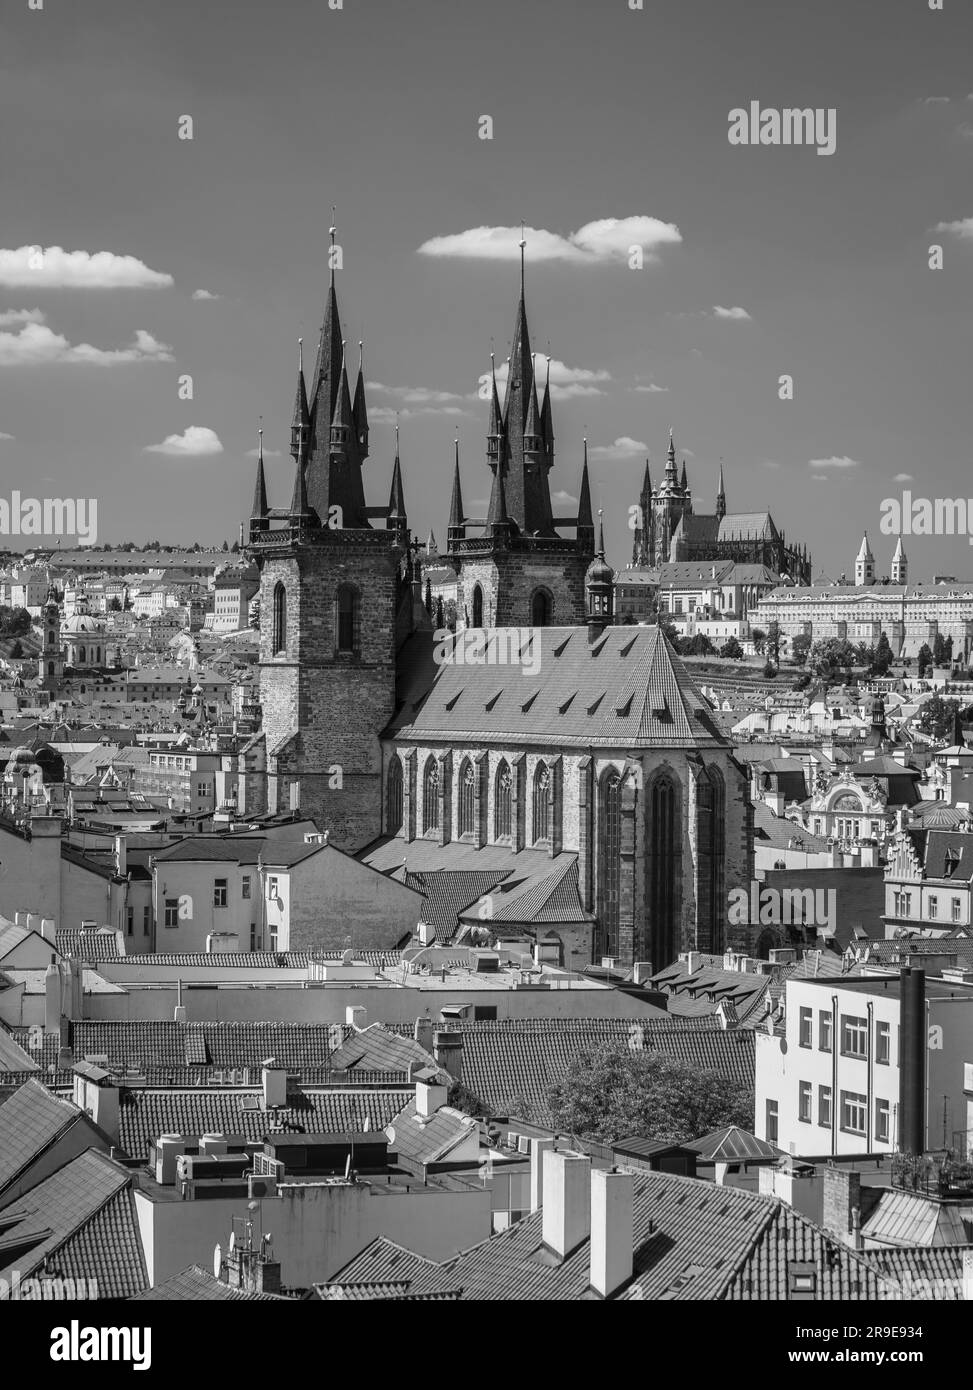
[631,435,812,583]
[241,239,753,968]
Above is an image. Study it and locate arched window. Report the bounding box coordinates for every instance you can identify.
[336,585,358,654]
[458,758,476,837]
[531,589,552,627]
[386,755,403,835]
[597,770,622,955]
[472,584,483,629]
[422,756,440,834]
[96,647,101,663]
[532,761,550,843]
[696,767,726,953]
[649,772,681,969]
[272,582,287,654]
[47,629,55,646]
[494,760,512,840]
[77,647,86,664]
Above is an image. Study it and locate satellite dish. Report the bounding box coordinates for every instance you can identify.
[228,1231,236,1253]
[213,1243,222,1279]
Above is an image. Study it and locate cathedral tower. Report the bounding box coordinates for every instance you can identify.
[855,533,875,587]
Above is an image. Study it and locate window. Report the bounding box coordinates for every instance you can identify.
[494,760,512,840]
[213,879,228,908]
[532,762,550,843]
[840,1090,867,1136]
[875,1098,890,1144]
[876,1020,891,1065]
[126,907,133,937]
[953,898,963,923]
[269,928,278,953]
[472,584,483,628]
[598,770,622,957]
[928,896,938,920]
[819,1085,833,1128]
[841,1015,868,1059]
[336,585,357,654]
[164,898,179,929]
[386,756,403,835]
[458,758,476,837]
[765,1099,779,1144]
[422,756,440,834]
[799,1007,813,1048]
[267,875,279,901]
[143,906,151,935]
[819,1011,833,1053]
[272,582,287,654]
[250,922,258,952]
[798,1081,812,1123]
[530,589,552,627]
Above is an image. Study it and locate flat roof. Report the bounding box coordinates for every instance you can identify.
[796,974,973,1001]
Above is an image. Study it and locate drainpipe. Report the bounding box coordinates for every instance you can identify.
[831,994,839,1158]
[866,1001,874,1151]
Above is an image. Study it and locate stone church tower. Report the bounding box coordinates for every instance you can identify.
[446,247,595,627]
[243,228,426,848]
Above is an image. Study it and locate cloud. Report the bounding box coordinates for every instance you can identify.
[493,355,609,400]
[590,436,648,459]
[144,426,223,457]
[893,472,914,481]
[0,308,44,328]
[955,123,973,140]
[417,217,682,266]
[0,316,173,367]
[245,445,283,459]
[192,288,220,301]
[368,381,467,407]
[633,382,668,393]
[811,475,829,483]
[761,459,781,470]
[0,432,13,441]
[552,490,578,506]
[0,246,173,289]
[808,456,860,470]
[923,96,951,105]
[368,405,468,423]
[933,217,973,240]
[712,305,752,321]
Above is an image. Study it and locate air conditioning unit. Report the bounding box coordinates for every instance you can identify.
[248,1174,277,1199]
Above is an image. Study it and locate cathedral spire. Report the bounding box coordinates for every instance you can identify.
[680,459,689,493]
[330,341,354,456]
[353,339,369,460]
[524,367,542,454]
[487,351,503,463]
[716,461,726,520]
[448,437,466,549]
[290,339,310,459]
[251,425,269,523]
[289,436,314,527]
[578,439,594,529]
[487,446,511,535]
[540,353,554,470]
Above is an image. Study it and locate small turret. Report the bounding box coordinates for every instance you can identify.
[586,510,614,640]
[447,439,466,551]
[353,340,369,459]
[290,339,310,460]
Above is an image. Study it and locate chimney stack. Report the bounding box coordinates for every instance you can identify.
[530,1136,555,1212]
[589,1167,634,1298]
[261,1059,287,1110]
[542,1150,591,1259]
[433,1029,463,1083]
[899,966,926,1155]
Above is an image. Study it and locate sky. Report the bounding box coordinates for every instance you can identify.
[1,0,973,580]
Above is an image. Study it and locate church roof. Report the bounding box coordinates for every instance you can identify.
[717,512,780,543]
[389,626,729,748]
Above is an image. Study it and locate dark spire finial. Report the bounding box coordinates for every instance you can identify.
[519,220,526,299]
[597,507,605,556]
[329,206,337,288]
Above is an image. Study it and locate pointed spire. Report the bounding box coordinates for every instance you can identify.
[330,341,354,451]
[290,339,310,459]
[667,427,676,468]
[353,339,369,459]
[524,369,542,452]
[487,351,503,461]
[519,220,527,302]
[487,450,510,533]
[680,459,688,492]
[642,457,652,498]
[251,426,269,521]
[597,507,605,557]
[716,461,726,520]
[448,438,466,549]
[578,439,594,531]
[540,353,554,469]
[387,422,407,524]
[290,436,313,525]
[329,206,337,289]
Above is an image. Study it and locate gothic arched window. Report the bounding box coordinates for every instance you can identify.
[272,582,287,654]
[336,585,358,654]
[532,761,550,843]
[494,760,512,840]
[597,770,622,955]
[696,766,726,954]
[649,772,681,969]
[458,758,476,837]
[531,588,552,627]
[472,584,483,629]
[386,756,403,835]
[422,756,440,834]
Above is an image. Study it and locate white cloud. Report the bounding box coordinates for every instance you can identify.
[761,459,781,470]
[417,217,682,266]
[590,436,648,459]
[633,382,668,393]
[934,217,973,240]
[0,308,44,328]
[893,472,914,481]
[955,123,973,140]
[144,426,223,457]
[923,96,951,105]
[494,355,609,400]
[811,475,829,483]
[0,432,13,441]
[808,456,860,469]
[368,381,467,407]
[192,288,220,301]
[245,445,283,459]
[0,317,173,367]
[368,405,468,424]
[712,305,752,321]
[552,490,579,506]
[0,246,173,289]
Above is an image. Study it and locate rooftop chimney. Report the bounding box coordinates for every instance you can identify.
[542,1150,591,1259]
[432,1029,463,1083]
[589,1167,634,1298]
[530,1136,555,1212]
[899,966,926,1155]
[261,1059,287,1110]
[346,1005,367,1031]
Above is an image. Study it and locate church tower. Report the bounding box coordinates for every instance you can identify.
[447,240,594,628]
[651,429,692,565]
[855,533,875,587]
[245,221,421,848]
[891,535,908,585]
[38,579,63,692]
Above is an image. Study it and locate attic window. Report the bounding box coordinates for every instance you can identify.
[590,636,609,657]
[587,693,605,716]
[521,691,539,714]
[444,691,462,711]
[620,637,637,657]
[552,636,571,658]
[558,693,577,715]
[615,695,633,717]
[485,690,503,712]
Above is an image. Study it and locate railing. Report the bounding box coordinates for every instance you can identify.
[891,1149,973,1198]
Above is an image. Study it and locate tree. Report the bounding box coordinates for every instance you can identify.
[872,632,893,675]
[791,632,811,667]
[916,694,961,742]
[0,606,31,638]
[719,636,744,660]
[9,639,23,659]
[917,643,933,678]
[221,539,229,552]
[751,628,766,656]
[683,633,715,657]
[809,637,856,682]
[107,596,123,612]
[762,660,777,678]
[856,642,875,669]
[547,1044,754,1145]
[657,614,680,647]
[766,620,781,670]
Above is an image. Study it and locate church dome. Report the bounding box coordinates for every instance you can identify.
[62,612,104,635]
[4,741,65,784]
